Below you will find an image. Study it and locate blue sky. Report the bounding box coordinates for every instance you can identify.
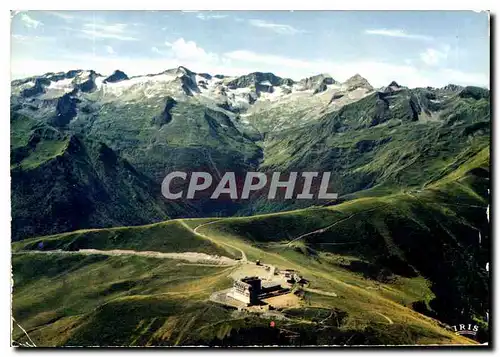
[11,10,489,87]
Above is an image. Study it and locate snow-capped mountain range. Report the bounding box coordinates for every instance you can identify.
[12,66,381,132]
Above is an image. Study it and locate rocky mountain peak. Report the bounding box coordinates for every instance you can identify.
[226,72,287,90]
[442,84,463,92]
[383,81,403,93]
[161,66,196,78]
[177,66,195,76]
[343,74,373,91]
[346,73,364,81]
[104,70,129,84]
[299,73,336,94]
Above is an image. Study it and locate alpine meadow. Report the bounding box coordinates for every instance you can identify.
[10,10,491,347]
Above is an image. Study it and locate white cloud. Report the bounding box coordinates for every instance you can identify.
[196,13,228,21]
[248,19,305,35]
[10,53,235,81]
[441,68,489,87]
[12,34,31,42]
[83,23,128,34]
[225,50,311,69]
[224,49,415,84]
[420,45,451,66]
[223,49,487,88]
[19,13,43,29]
[10,37,488,89]
[11,34,55,44]
[45,11,74,22]
[80,23,138,41]
[365,29,433,41]
[164,38,219,63]
[105,45,115,55]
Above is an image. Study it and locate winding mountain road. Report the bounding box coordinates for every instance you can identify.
[374,311,394,324]
[286,206,384,246]
[187,220,248,262]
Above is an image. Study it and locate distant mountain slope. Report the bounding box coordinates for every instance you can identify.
[261,85,490,201]
[10,113,192,241]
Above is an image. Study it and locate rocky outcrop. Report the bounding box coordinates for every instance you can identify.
[45,70,82,82]
[179,75,199,96]
[104,70,129,84]
[152,96,177,127]
[21,78,51,97]
[383,81,403,93]
[76,70,99,93]
[198,73,212,80]
[442,84,463,92]
[459,86,490,100]
[50,93,80,127]
[226,72,292,90]
[299,74,336,94]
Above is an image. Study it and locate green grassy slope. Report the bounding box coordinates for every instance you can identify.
[260,86,490,203]
[12,253,234,346]
[10,114,191,241]
[199,146,489,325]
[12,220,234,258]
[11,147,488,346]
[11,251,472,346]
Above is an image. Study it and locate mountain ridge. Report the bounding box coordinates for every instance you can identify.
[10,65,491,238]
[13,65,484,91]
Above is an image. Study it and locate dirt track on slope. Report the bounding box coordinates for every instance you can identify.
[188,220,248,261]
[14,249,237,265]
[303,287,338,297]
